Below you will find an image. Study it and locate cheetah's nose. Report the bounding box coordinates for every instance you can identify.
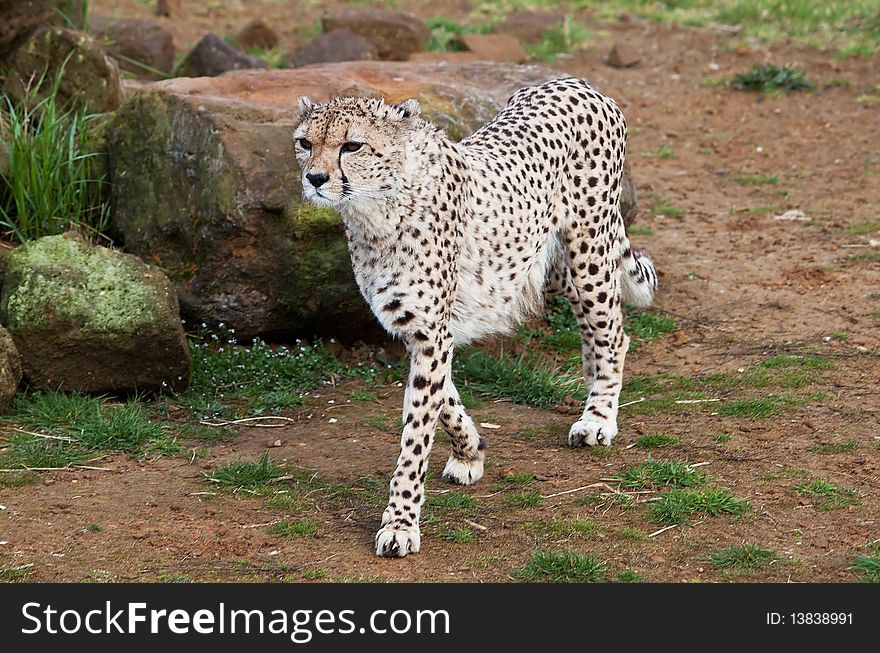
[306,172,329,188]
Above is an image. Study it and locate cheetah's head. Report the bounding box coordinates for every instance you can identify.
[292,95,422,210]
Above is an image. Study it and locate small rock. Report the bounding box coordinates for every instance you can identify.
[43,479,56,486]
[290,29,377,67]
[270,439,282,447]
[236,19,279,51]
[176,32,267,78]
[650,554,666,564]
[169,504,181,512]
[322,6,429,61]
[2,27,124,113]
[607,42,641,68]
[90,16,175,79]
[773,209,811,222]
[0,327,22,414]
[155,0,180,17]
[493,10,564,44]
[457,34,527,64]
[0,0,85,59]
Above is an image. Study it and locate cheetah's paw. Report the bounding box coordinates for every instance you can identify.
[442,455,484,485]
[375,522,421,558]
[568,419,617,447]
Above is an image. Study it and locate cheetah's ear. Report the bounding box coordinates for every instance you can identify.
[297,96,315,113]
[392,99,422,121]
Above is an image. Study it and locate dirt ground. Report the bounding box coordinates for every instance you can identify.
[1,1,878,583]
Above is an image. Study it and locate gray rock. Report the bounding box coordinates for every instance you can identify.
[2,27,125,113]
[105,62,639,341]
[290,29,377,67]
[0,232,191,394]
[90,16,176,80]
[321,7,429,61]
[176,32,267,78]
[0,326,22,414]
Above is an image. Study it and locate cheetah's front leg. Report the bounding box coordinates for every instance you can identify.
[375,334,451,557]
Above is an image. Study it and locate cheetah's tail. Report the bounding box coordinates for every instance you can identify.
[618,226,658,308]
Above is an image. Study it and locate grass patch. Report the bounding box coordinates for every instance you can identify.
[506,489,543,508]
[732,64,813,92]
[702,544,779,570]
[717,394,807,418]
[0,471,39,488]
[615,460,706,489]
[349,391,377,402]
[846,251,880,264]
[620,528,647,540]
[627,225,653,236]
[206,452,288,490]
[635,434,679,449]
[181,328,341,417]
[648,487,750,525]
[516,551,606,583]
[454,349,581,408]
[852,545,880,583]
[440,527,477,544]
[428,492,476,511]
[713,433,732,443]
[0,391,176,469]
[626,311,677,342]
[523,17,591,62]
[765,465,810,480]
[267,519,318,538]
[0,564,34,582]
[735,174,779,185]
[791,480,859,510]
[843,221,879,235]
[425,16,492,52]
[810,441,858,454]
[615,570,644,582]
[550,518,601,537]
[0,67,109,242]
[653,201,683,218]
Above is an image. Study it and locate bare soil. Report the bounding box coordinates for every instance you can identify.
[1,1,878,583]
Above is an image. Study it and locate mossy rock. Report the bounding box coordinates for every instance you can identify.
[2,27,124,114]
[0,326,22,414]
[0,232,190,393]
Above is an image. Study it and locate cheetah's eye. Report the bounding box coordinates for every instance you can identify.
[341,142,363,153]
[297,138,312,151]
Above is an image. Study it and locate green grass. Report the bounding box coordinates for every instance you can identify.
[635,434,680,449]
[735,174,779,185]
[516,551,606,583]
[702,544,780,570]
[550,518,601,537]
[87,523,101,533]
[267,519,318,538]
[810,441,858,454]
[648,487,750,525]
[506,489,543,508]
[615,460,706,489]
[425,16,493,52]
[454,349,582,408]
[791,480,859,510]
[440,527,477,544]
[0,391,176,469]
[653,201,683,218]
[349,391,377,402]
[0,564,34,582]
[0,65,109,242]
[846,251,880,264]
[180,328,341,417]
[620,528,647,540]
[713,433,732,443]
[628,225,654,236]
[844,221,879,235]
[0,471,39,488]
[246,46,287,68]
[732,64,813,92]
[428,491,476,511]
[524,17,592,62]
[615,570,644,582]
[852,545,880,583]
[716,394,807,418]
[206,452,288,490]
[765,465,810,480]
[627,311,677,342]
[577,492,633,509]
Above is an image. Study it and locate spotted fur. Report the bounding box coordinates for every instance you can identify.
[292,78,657,558]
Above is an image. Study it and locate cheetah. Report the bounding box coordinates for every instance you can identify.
[292,77,657,558]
